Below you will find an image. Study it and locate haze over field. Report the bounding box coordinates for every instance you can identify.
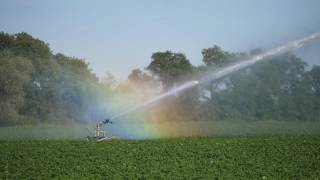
[0,1,320,139]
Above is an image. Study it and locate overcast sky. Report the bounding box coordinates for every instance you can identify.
[1,0,320,79]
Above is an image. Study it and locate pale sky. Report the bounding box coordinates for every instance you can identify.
[1,0,320,79]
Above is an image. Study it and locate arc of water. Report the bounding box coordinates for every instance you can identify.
[106,32,320,122]
[199,32,320,83]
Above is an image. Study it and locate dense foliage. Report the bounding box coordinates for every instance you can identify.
[0,31,319,125]
[0,32,102,125]
[0,137,319,179]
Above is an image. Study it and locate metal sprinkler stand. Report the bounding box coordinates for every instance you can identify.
[87,118,114,141]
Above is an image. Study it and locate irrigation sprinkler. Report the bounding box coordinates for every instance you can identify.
[86,118,116,141]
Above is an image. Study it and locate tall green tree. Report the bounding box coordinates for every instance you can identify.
[202,45,227,66]
[147,51,193,89]
[0,55,32,125]
[0,32,102,124]
[214,52,312,120]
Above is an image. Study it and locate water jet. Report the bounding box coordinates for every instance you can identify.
[89,32,320,140]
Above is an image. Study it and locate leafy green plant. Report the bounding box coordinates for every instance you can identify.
[0,136,319,179]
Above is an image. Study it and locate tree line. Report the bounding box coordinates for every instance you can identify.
[0,32,319,126]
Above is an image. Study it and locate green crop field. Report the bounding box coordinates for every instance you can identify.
[1,136,320,179]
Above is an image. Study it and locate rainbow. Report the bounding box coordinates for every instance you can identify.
[92,92,204,139]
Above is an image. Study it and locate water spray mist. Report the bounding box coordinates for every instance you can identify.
[199,32,320,83]
[89,32,320,140]
[107,32,320,121]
